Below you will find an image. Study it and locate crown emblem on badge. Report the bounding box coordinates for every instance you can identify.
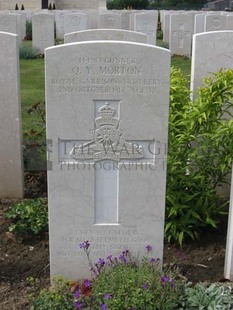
[99,103,115,117]
[95,103,119,128]
[70,101,144,162]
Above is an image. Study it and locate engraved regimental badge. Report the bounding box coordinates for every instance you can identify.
[71,103,144,162]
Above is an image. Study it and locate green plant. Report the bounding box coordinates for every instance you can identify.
[23,101,46,170]
[5,198,48,236]
[31,276,74,310]
[183,283,233,309]
[25,20,32,40]
[73,242,186,310]
[19,45,40,59]
[166,68,233,245]
[157,29,163,40]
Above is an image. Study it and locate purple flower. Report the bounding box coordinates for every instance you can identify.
[83,279,91,288]
[143,283,148,290]
[74,288,81,299]
[100,303,108,310]
[98,258,105,266]
[160,275,170,283]
[107,255,113,260]
[104,293,111,300]
[122,249,129,256]
[74,300,82,309]
[161,276,175,288]
[150,257,156,263]
[146,245,152,252]
[79,240,90,250]
[119,253,127,263]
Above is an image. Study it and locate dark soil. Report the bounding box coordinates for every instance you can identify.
[0,171,230,309]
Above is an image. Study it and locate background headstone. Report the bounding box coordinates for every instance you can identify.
[64,29,148,44]
[32,13,54,54]
[0,32,24,198]
[98,12,121,29]
[65,12,88,35]
[169,13,193,57]
[46,41,171,280]
[204,14,226,32]
[134,12,157,45]
[191,31,233,96]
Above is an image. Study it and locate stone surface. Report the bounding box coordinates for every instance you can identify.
[64,29,147,43]
[45,41,171,279]
[190,31,233,96]
[65,12,88,35]
[0,32,23,198]
[98,11,121,29]
[0,13,18,35]
[194,13,205,34]
[204,14,226,32]
[163,13,171,43]
[224,167,233,281]
[54,10,66,40]
[32,13,54,54]
[169,14,193,57]
[134,12,158,45]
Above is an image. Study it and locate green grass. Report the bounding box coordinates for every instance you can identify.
[20,58,45,132]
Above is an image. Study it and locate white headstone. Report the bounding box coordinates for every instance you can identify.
[169,14,193,57]
[45,41,171,279]
[98,12,121,29]
[0,13,17,35]
[194,13,205,34]
[204,14,227,32]
[54,10,66,40]
[32,13,54,54]
[0,32,24,198]
[191,31,233,96]
[163,13,171,43]
[121,11,131,30]
[64,29,148,44]
[226,14,233,30]
[65,12,88,35]
[224,167,233,280]
[134,12,158,45]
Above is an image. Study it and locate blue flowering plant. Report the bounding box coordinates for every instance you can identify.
[73,241,186,310]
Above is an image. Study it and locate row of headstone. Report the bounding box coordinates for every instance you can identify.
[0,9,159,49]
[161,10,233,57]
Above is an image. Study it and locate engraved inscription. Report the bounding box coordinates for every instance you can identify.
[71,102,144,162]
[173,23,190,49]
[50,57,161,95]
[56,229,154,258]
[71,16,81,26]
[212,17,222,29]
[0,16,10,26]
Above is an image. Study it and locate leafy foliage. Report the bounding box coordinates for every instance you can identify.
[72,242,186,310]
[166,68,233,245]
[31,277,74,310]
[107,0,149,9]
[19,45,40,59]
[5,198,48,236]
[182,283,233,309]
[25,20,32,40]
[23,101,47,171]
